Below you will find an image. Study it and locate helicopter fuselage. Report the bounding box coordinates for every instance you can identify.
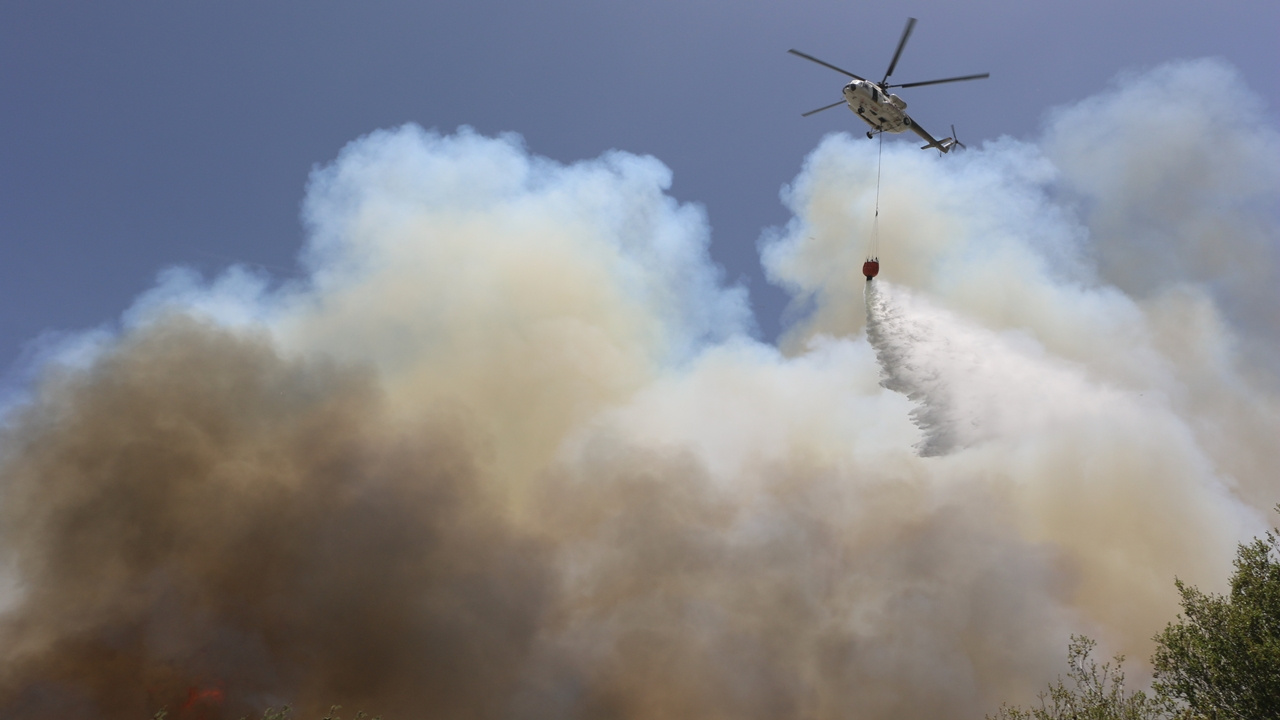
[790,17,986,151]
[842,80,912,134]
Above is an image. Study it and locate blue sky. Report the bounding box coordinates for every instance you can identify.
[2,0,1277,370]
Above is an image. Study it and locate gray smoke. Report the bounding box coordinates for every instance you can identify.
[0,59,1276,719]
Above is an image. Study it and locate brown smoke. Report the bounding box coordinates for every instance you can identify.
[0,317,552,719]
[0,315,1074,720]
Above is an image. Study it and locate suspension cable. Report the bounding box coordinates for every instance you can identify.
[871,132,883,260]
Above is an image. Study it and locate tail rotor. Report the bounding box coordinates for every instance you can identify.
[937,125,967,154]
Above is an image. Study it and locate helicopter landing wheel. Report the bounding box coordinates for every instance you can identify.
[867,131,874,139]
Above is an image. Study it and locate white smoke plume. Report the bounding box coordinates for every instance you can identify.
[0,58,1276,719]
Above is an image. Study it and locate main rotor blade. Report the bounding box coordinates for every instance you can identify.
[788,49,866,81]
[890,72,989,89]
[881,17,916,84]
[801,99,847,117]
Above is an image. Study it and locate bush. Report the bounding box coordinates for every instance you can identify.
[994,509,1280,720]
[1152,522,1280,720]
[987,635,1172,720]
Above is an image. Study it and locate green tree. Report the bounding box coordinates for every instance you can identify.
[1151,521,1280,720]
[987,635,1173,720]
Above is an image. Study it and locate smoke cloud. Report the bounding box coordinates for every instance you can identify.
[1,59,1277,719]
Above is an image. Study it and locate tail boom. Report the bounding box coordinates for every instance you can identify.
[908,121,963,154]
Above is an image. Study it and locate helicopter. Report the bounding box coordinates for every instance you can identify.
[789,17,988,153]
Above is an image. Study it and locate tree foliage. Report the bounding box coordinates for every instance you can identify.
[987,635,1173,720]
[1151,525,1280,720]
